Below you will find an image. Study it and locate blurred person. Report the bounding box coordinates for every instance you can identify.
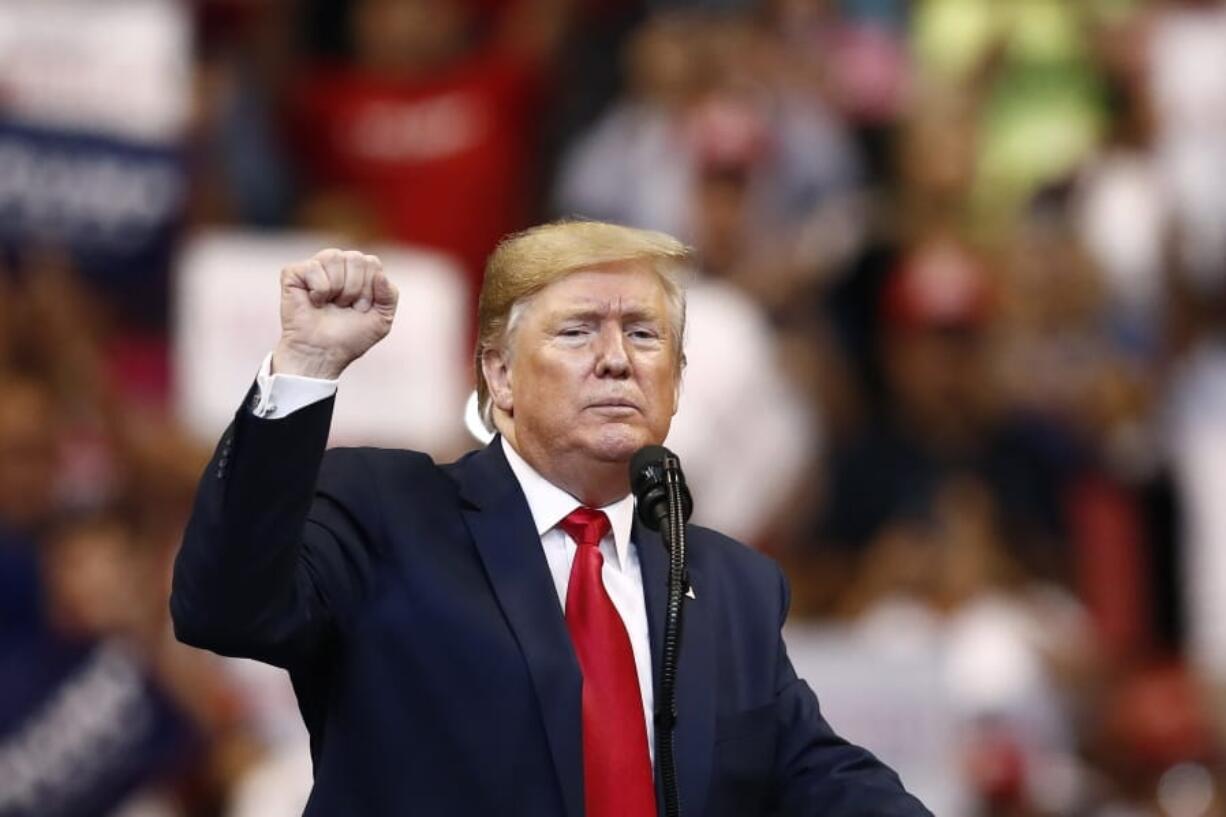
[756,0,908,113]
[554,12,862,293]
[0,510,200,817]
[1000,190,1160,480]
[0,252,189,514]
[1165,289,1226,698]
[816,235,1087,584]
[1147,0,1226,291]
[0,373,59,645]
[758,0,911,182]
[40,511,164,645]
[288,0,567,310]
[816,85,981,428]
[192,2,298,228]
[682,85,863,311]
[0,249,172,426]
[992,192,1185,670]
[553,14,711,238]
[692,16,864,292]
[1076,9,1173,362]
[536,0,646,234]
[651,112,828,550]
[0,265,132,643]
[660,156,817,545]
[910,0,1109,229]
[832,475,1098,817]
[31,505,307,817]
[171,221,933,815]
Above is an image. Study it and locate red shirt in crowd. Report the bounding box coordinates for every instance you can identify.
[290,47,544,298]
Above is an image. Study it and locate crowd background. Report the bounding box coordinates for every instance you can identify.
[3,0,1226,815]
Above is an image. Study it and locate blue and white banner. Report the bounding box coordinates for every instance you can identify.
[0,637,196,817]
[0,0,191,317]
[0,122,186,280]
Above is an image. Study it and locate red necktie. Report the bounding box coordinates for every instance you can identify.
[559,508,657,817]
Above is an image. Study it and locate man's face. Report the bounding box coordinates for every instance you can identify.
[490,262,681,469]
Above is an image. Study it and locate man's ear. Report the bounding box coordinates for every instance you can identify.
[481,348,514,413]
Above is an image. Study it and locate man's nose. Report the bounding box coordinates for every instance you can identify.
[594,325,630,378]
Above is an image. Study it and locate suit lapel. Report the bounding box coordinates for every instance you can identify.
[635,521,716,817]
[458,440,584,817]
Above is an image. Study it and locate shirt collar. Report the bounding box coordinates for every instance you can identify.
[501,437,635,570]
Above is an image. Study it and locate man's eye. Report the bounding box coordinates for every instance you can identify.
[558,327,588,338]
[629,329,659,340]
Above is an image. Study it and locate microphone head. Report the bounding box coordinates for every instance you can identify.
[629,444,671,492]
[629,445,693,531]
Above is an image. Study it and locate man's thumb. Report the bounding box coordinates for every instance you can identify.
[373,272,398,310]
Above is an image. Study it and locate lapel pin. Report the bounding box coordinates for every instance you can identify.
[685,585,696,600]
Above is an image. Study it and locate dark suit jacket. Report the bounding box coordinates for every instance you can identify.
[171,394,931,816]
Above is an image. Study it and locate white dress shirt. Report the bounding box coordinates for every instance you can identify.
[252,353,656,757]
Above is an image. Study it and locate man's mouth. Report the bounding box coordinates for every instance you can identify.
[587,399,640,412]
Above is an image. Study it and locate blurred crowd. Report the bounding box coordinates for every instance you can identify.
[5,0,1226,815]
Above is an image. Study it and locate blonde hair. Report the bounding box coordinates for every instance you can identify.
[475,220,692,430]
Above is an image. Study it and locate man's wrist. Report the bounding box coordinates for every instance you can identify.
[254,351,339,418]
[272,342,349,380]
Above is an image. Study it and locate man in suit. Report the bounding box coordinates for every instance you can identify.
[171,220,932,816]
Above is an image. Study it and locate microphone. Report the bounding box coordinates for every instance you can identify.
[629,444,691,817]
[629,445,693,531]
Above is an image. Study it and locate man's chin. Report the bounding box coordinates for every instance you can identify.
[583,423,665,463]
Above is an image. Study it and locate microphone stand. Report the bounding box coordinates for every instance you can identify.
[656,454,687,817]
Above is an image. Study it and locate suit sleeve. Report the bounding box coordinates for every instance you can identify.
[170,388,384,668]
[771,569,934,817]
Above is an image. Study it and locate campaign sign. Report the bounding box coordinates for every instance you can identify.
[0,121,186,311]
[0,0,191,322]
[0,637,196,817]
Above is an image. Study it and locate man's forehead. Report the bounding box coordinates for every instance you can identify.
[548,293,663,313]
[534,265,669,313]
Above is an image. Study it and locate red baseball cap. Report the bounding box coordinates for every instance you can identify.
[882,238,992,330]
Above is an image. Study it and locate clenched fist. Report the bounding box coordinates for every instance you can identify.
[272,249,399,379]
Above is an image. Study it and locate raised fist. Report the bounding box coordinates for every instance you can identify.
[273,249,399,379]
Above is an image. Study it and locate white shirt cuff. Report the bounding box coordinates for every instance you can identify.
[251,352,339,419]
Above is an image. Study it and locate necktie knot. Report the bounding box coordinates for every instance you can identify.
[558,507,611,550]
